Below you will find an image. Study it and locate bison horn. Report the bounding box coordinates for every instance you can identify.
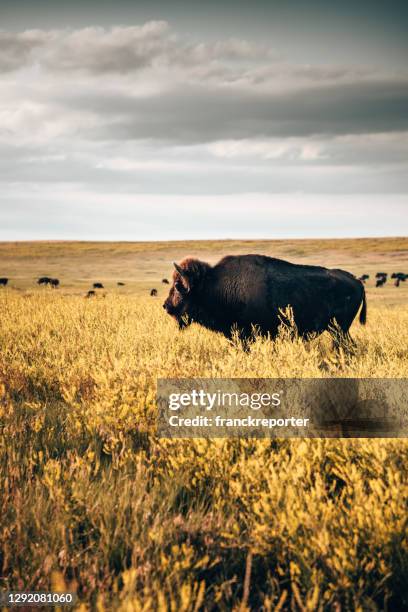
[173,262,188,278]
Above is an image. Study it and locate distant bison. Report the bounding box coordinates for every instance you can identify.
[85,290,96,298]
[150,288,158,296]
[162,278,169,284]
[0,277,8,286]
[38,276,59,287]
[93,282,104,289]
[375,272,387,286]
[163,255,366,345]
[117,282,125,286]
[392,273,407,287]
[358,274,369,283]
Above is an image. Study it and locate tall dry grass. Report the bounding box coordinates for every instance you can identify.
[1,291,408,610]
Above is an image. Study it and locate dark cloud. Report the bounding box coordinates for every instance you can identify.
[60,78,408,143]
[2,24,408,144]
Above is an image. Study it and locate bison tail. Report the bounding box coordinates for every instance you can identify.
[359,287,367,325]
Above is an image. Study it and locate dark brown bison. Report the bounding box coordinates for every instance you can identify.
[38,276,52,285]
[93,282,104,289]
[117,282,125,286]
[376,277,386,287]
[85,290,96,298]
[0,277,8,286]
[358,274,369,283]
[391,272,407,281]
[162,278,169,284]
[50,278,59,287]
[163,255,367,345]
[150,288,158,296]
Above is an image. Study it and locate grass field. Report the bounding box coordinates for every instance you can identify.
[1,237,408,303]
[1,239,408,610]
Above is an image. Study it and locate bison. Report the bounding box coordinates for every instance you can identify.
[376,277,386,287]
[50,278,59,287]
[391,272,406,281]
[0,277,8,286]
[162,278,169,284]
[37,276,52,285]
[150,288,158,296]
[93,282,104,289]
[117,282,125,286]
[163,255,367,346]
[358,274,369,283]
[85,290,96,298]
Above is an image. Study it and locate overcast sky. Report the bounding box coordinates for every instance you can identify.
[0,0,407,240]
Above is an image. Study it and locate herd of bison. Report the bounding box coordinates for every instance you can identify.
[0,272,406,294]
[0,276,169,296]
[358,272,408,287]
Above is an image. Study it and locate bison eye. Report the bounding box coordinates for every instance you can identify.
[175,280,186,293]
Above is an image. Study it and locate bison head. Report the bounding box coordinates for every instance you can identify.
[163,258,210,328]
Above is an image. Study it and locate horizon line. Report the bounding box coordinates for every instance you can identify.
[0,236,407,244]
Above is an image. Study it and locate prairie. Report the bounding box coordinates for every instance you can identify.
[1,237,408,305]
[0,238,408,610]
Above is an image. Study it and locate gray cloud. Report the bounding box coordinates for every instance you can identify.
[0,21,407,239]
[0,135,407,196]
[0,23,277,76]
[43,22,172,73]
[0,24,171,73]
[59,78,408,143]
[0,29,51,71]
[2,23,408,143]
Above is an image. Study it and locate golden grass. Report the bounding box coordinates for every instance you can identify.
[1,289,408,610]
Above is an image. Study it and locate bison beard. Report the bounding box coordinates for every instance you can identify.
[163,255,367,346]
